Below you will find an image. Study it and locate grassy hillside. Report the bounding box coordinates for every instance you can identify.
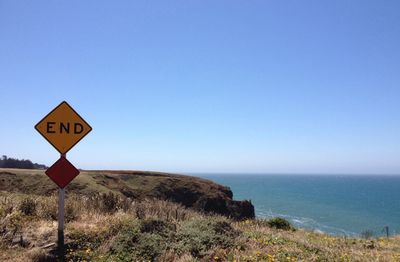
[0,168,224,196]
[0,168,254,219]
[1,191,400,262]
[1,169,400,261]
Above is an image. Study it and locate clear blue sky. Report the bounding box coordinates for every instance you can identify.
[1,1,399,174]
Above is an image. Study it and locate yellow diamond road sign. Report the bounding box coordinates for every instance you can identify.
[35,101,92,154]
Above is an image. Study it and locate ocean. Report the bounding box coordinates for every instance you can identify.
[198,174,400,237]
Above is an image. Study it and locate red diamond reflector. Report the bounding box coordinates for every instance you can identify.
[45,157,80,188]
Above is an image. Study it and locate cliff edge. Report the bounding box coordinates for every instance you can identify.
[0,169,254,219]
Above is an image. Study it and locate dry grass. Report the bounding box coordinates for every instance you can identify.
[0,168,254,220]
[0,168,228,199]
[1,191,400,261]
[232,220,400,261]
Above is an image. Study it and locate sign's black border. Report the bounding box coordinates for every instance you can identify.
[34,101,93,154]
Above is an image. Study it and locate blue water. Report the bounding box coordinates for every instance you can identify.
[197,174,400,237]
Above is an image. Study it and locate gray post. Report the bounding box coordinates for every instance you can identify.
[58,153,66,257]
[58,188,65,244]
[383,226,389,238]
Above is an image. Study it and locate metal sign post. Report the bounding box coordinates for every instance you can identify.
[58,189,65,256]
[58,188,65,242]
[58,154,66,256]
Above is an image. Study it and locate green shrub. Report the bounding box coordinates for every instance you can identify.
[174,217,237,257]
[104,218,184,261]
[19,198,37,216]
[267,217,292,230]
[140,219,174,237]
[135,233,167,260]
[68,229,105,250]
[108,220,170,261]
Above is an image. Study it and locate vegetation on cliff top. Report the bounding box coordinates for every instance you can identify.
[0,168,254,219]
[1,168,400,261]
[1,191,400,262]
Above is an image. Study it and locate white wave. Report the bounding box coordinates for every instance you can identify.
[256,211,358,237]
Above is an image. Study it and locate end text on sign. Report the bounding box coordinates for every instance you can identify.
[46,122,84,134]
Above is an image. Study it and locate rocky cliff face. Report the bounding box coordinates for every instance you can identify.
[0,169,255,220]
[151,176,255,219]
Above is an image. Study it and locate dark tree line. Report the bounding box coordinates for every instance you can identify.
[0,155,47,169]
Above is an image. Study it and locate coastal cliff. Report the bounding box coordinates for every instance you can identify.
[0,169,254,219]
[1,168,399,261]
